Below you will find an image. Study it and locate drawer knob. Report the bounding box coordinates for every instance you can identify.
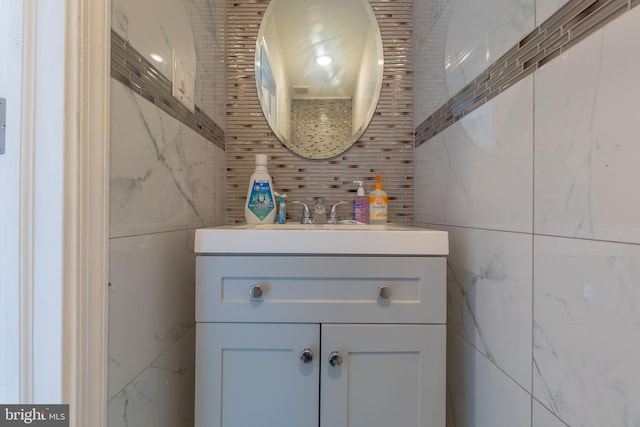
[328,351,343,367]
[249,284,263,299]
[378,285,392,300]
[299,348,314,363]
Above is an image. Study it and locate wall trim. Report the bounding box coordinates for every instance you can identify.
[18,0,110,425]
[19,0,36,403]
[63,1,110,426]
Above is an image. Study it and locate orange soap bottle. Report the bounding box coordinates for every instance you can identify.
[368,175,388,224]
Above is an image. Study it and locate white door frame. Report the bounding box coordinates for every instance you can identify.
[3,0,110,425]
[61,1,110,424]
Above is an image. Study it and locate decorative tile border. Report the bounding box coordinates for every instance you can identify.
[110,30,225,150]
[415,0,638,147]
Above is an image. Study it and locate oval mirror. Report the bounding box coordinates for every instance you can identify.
[255,0,384,159]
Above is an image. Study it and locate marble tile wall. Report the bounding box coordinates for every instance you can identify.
[415,0,635,145]
[108,232,197,426]
[108,0,226,426]
[414,1,640,426]
[110,30,224,150]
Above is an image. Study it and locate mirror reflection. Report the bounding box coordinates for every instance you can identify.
[255,0,384,159]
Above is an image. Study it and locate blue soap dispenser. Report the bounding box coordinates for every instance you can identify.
[277,193,287,224]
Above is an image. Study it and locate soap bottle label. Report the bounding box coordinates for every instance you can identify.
[369,195,388,221]
[354,199,370,223]
[247,180,274,220]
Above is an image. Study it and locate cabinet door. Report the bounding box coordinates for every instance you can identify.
[320,324,446,427]
[195,323,320,427]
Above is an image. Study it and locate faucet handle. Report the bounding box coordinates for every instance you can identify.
[328,201,348,224]
[290,201,312,224]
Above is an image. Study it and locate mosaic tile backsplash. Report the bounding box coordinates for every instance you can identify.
[225,0,414,225]
[290,99,353,159]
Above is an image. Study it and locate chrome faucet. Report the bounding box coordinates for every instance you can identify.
[290,198,347,224]
[328,201,348,224]
[290,201,312,224]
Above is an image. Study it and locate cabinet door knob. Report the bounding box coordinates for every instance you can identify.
[249,284,263,299]
[378,285,391,299]
[328,350,343,367]
[299,348,314,363]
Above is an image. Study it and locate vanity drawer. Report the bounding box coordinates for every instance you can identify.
[196,255,446,324]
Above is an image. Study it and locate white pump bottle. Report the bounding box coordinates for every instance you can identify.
[245,154,276,224]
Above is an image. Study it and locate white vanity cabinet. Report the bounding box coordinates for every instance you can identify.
[194,255,447,427]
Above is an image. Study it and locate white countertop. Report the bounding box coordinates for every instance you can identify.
[195,223,449,255]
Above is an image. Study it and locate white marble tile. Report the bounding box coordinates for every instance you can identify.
[447,330,531,427]
[533,236,640,427]
[185,0,226,126]
[187,0,224,40]
[112,0,196,82]
[112,0,224,125]
[108,327,196,427]
[108,230,196,400]
[532,399,567,427]
[534,6,640,244]
[413,0,447,49]
[414,1,453,125]
[415,76,533,233]
[110,80,225,238]
[441,225,532,391]
[535,0,569,26]
[444,0,534,96]
[414,0,535,126]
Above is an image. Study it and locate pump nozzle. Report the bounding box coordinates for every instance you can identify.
[353,180,365,196]
[374,175,383,190]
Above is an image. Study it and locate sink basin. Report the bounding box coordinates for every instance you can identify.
[195,223,448,255]
[228,223,408,231]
